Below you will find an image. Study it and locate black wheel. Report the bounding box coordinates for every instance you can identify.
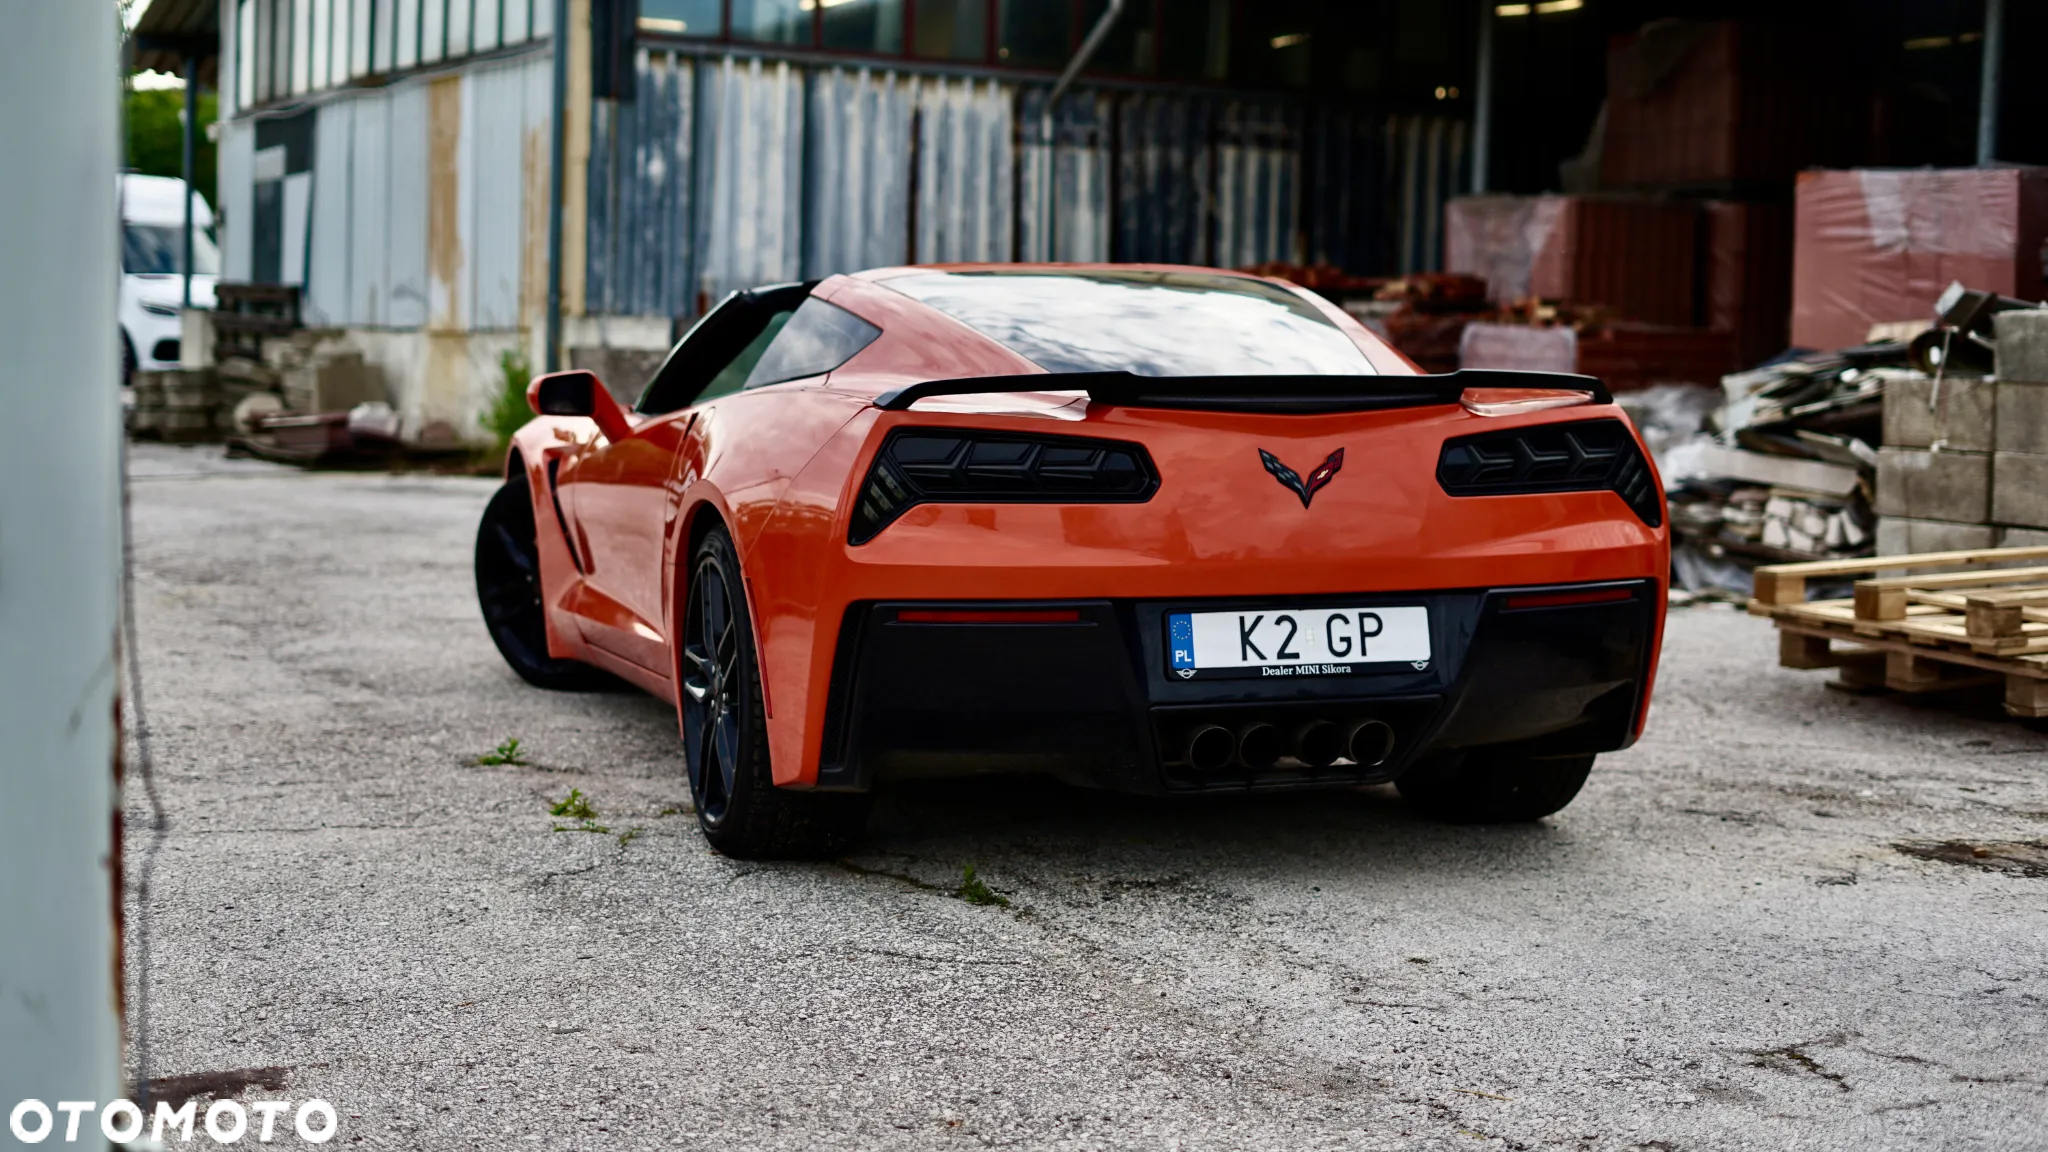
[1395,752,1595,824]
[475,479,608,691]
[681,525,869,858]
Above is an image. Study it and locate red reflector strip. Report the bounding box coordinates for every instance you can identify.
[895,609,1084,624]
[1502,587,1636,611]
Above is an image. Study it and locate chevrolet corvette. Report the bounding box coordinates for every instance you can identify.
[475,265,1668,858]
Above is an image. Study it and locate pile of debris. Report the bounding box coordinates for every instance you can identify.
[1658,283,2043,593]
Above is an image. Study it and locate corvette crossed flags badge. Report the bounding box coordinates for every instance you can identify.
[1258,447,1345,508]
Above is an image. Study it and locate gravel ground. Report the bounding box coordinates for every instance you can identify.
[122,441,2048,1151]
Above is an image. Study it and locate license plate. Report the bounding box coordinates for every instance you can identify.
[1166,606,1431,680]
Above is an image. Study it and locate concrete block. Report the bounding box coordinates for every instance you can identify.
[1876,516,1998,556]
[1996,380,2048,453]
[1991,451,2048,529]
[1875,447,1990,523]
[1995,310,2048,384]
[1998,526,2048,549]
[1882,373,1994,450]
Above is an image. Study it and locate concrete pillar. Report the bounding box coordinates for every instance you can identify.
[0,0,126,1126]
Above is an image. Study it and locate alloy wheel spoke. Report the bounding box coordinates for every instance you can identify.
[491,522,536,576]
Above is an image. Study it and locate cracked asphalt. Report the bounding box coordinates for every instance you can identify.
[123,441,2048,1150]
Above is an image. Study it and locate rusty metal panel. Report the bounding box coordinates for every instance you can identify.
[587,48,695,318]
[1115,92,1212,265]
[469,57,537,329]
[694,55,804,311]
[1391,114,1466,274]
[1213,101,1300,269]
[305,98,354,324]
[912,74,1012,264]
[804,66,914,278]
[346,87,391,324]
[385,80,430,328]
[1018,88,1109,262]
[427,75,465,329]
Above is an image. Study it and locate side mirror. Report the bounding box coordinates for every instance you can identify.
[527,369,631,443]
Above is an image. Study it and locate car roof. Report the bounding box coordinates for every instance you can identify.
[827,263,1416,378]
[119,173,214,226]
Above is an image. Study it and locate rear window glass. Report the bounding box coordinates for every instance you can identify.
[742,297,882,388]
[882,270,1375,376]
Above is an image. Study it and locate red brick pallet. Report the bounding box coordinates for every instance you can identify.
[1748,546,2048,718]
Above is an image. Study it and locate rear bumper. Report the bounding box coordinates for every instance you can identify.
[812,579,1661,794]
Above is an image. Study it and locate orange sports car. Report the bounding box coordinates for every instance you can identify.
[476,266,1668,858]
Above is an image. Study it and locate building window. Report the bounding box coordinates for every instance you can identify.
[422,0,446,62]
[1160,0,1228,79]
[997,0,1070,67]
[639,0,721,36]
[474,0,501,50]
[911,0,984,60]
[732,0,810,44]
[395,0,419,67]
[823,0,904,54]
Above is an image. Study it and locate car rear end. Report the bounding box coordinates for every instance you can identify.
[806,385,1667,796]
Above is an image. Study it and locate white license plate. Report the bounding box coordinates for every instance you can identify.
[1166,606,1431,680]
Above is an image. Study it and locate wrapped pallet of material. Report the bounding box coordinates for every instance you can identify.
[1791,168,2048,352]
[1600,20,1806,190]
[1445,194,1698,326]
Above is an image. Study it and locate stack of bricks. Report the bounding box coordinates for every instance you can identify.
[1875,311,2048,553]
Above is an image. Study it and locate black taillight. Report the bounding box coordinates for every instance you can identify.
[1436,418,1662,527]
[849,428,1159,544]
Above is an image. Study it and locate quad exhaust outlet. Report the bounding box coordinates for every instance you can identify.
[1178,716,1399,773]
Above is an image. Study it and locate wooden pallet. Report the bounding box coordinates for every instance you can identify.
[1747,545,2048,718]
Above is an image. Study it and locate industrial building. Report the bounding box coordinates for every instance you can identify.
[128,0,2038,440]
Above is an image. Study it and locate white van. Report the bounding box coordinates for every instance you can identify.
[120,173,218,378]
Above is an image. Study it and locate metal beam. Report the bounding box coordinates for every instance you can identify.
[545,0,571,372]
[1471,0,1494,193]
[1977,0,2005,165]
[182,53,199,310]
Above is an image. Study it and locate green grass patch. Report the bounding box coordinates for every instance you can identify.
[552,819,610,835]
[482,348,534,454]
[549,788,597,820]
[956,864,1010,908]
[476,737,527,766]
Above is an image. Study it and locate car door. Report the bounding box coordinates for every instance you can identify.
[558,285,812,672]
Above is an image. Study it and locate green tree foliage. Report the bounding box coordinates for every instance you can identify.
[124,84,218,206]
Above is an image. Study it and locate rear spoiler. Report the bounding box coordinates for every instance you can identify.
[872,369,1612,414]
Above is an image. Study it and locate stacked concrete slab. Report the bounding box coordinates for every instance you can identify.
[1876,311,2048,552]
[1994,311,2048,549]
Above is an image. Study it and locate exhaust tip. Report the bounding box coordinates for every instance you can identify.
[1346,719,1396,767]
[1293,720,1343,769]
[1186,725,1235,772]
[1235,722,1283,771]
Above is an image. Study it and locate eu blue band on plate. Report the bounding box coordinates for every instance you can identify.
[1168,612,1195,670]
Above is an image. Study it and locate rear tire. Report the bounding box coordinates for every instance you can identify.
[1396,752,1594,824]
[474,478,608,691]
[681,525,870,859]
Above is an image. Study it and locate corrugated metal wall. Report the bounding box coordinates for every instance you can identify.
[587,51,1468,321]
[804,68,915,280]
[291,51,550,330]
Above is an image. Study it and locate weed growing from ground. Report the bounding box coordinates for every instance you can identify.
[617,826,645,847]
[956,864,1009,908]
[552,819,610,834]
[476,737,527,766]
[549,788,596,819]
